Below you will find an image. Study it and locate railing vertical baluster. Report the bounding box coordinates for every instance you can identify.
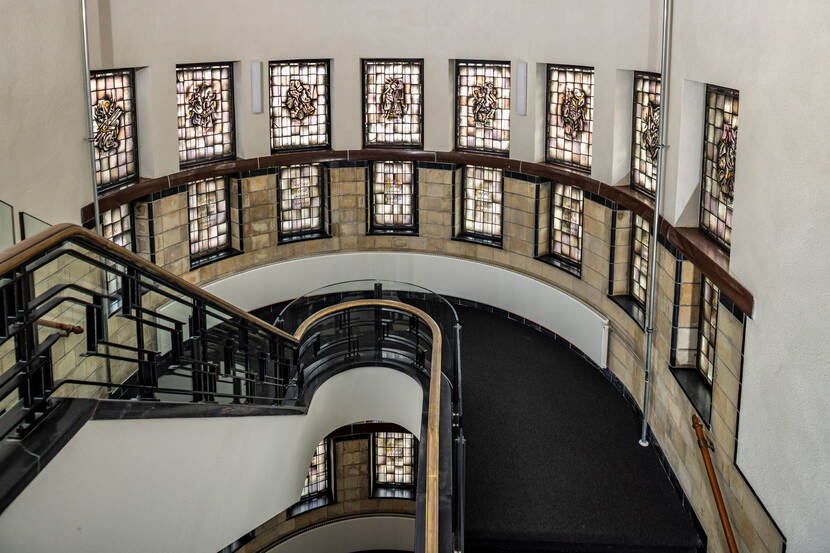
[132,270,154,400]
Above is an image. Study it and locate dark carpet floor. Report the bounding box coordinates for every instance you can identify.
[456,305,701,553]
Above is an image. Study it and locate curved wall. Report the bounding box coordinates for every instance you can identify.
[2,1,829,551]
[0,367,423,553]
[204,252,609,368]
[264,515,415,553]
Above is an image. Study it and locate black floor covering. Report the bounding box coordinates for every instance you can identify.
[457,305,700,553]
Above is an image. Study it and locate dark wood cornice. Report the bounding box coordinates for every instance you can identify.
[78,149,753,315]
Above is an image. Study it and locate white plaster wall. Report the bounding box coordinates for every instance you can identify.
[0,367,423,553]
[78,0,662,184]
[658,3,830,551]
[265,515,415,553]
[0,1,92,227]
[202,252,610,368]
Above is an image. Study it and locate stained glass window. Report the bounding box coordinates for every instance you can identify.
[700,85,738,249]
[102,205,132,312]
[630,214,651,306]
[462,166,503,240]
[370,161,416,232]
[551,183,584,271]
[375,432,415,486]
[187,177,229,260]
[362,59,423,147]
[546,65,594,171]
[176,63,235,167]
[269,60,330,151]
[456,61,511,154]
[698,277,720,383]
[301,439,329,498]
[631,72,662,195]
[90,69,138,191]
[278,163,324,240]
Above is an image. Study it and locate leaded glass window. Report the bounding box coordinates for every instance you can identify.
[176,63,235,167]
[278,163,324,240]
[462,166,503,241]
[551,183,584,271]
[546,65,594,171]
[362,59,423,147]
[90,69,138,191]
[631,72,662,195]
[187,177,229,260]
[101,205,132,312]
[700,85,738,249]
[455,61,511,154]
[370,161,417,232]
[301,439,329,498]
[697,277,720,383]
[375,432,415,486]
[269,60,330,151]
[630,214,651,306]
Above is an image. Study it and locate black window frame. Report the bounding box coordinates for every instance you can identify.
[361,58,425,149]
[454,59,511,156]
[268,58,332,153]
[276,163,332,245]
[366,160,419,236]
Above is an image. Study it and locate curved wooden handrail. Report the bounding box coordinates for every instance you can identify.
[0,223,296,342]
[692,414,739,553]
[293,299,442,553]
[79,148,753,316]
[36,318,84,335]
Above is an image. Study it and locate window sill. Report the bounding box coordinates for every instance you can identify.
[543,157,591,175]
[372,486,415,500]
[608,294,646,330]
[668,365,712,425]
[453,233,502,249]
[536,253,581,278]
[367,227,419,237]
[287,493,332,519]
[190,248,241,270]
[277,231,331,245]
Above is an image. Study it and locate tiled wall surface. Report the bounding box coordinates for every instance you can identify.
[237,435,415,553]
[122,164,780,553]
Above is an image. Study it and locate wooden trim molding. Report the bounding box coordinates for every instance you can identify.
[79,149,753,315]
[293,298,442,553]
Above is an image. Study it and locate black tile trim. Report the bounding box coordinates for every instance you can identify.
[327,160,370,169]
[503,170,547,184]
[151,184,189,201]
[417,161,456,171]
[237,168,272,179]
[583,190,617,209]
[452,234,502,250]
[536,253,582,279]
[608,294,647,331]
[718,291,746,322]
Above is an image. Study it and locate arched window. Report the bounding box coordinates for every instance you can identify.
[269,60,330,152]
[176,62,235,167]
[630,72,662,196]
[455,60,511,154]
[699,85,739,250]
[362,59,424,147]
[546,64,594,171]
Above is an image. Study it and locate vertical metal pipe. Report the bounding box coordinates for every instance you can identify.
[81,0,113,390]
[639,0,672,447]
[81,0,100,237]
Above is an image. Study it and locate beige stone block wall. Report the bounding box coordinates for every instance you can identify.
[127,163,784,553]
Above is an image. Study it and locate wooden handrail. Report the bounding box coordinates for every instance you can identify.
[692,414,739,553]
[2,228,443,552]
[78,148,754,316]
[0,223,295,342]
[36,318,83,336]
[293,299,442,553]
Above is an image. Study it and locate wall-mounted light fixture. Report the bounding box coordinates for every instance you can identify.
[517,61,527,116]
[251,61,263,114]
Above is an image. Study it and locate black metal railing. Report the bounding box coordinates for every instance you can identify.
[0,226,460,553]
